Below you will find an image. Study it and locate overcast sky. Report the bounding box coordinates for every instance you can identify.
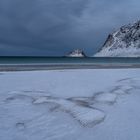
[0,0,140,56]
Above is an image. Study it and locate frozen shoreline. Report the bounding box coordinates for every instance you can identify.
[0,69,140,140]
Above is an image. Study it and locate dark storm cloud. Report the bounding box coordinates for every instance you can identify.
[0,0,140,56]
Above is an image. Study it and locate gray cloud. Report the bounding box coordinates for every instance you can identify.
[0,0,140,56]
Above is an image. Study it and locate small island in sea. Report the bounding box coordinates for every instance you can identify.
[65,49,87,57]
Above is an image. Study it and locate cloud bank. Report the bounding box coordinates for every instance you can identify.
[0,0,140,56]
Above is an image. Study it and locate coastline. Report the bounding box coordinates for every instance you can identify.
[0,63,140,71]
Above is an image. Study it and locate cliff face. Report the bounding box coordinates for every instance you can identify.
[95,20,140,57]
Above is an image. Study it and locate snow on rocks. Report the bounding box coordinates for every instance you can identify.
[33,97,105,127]
[69,106,105,127]
[120,85,133,91]
[32,77,137,127]
[68,97,92,106]
[94,93,117,104]
[94,20,140,57]
[112,88,126,95]
[111,85,134,95]
[33,96,52,104]
[66,49,86,57]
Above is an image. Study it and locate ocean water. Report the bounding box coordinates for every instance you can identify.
[0,57,140,64]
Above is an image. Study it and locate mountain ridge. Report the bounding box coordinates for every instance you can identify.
[94,20,140,57]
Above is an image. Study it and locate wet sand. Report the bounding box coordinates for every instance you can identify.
[0,63,140,71]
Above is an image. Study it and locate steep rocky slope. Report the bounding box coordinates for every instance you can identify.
[95,20,140,57]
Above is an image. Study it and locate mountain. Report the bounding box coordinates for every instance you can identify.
[66,49,86,57]
[94,20,140,57]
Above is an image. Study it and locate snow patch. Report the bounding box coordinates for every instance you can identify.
[94,93,117,104]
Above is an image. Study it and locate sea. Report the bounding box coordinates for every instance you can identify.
[0,57,140,64]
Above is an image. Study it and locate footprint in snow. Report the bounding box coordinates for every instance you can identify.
[16,122,26,131]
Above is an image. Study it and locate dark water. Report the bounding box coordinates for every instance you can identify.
[0,57,140,64]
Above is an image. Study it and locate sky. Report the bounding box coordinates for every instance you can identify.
[0,0,140,56]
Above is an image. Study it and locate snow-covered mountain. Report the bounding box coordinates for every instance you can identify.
[66,49,86,57]
[95,20,140,57]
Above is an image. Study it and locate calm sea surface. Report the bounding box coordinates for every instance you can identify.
[0,57,140,64]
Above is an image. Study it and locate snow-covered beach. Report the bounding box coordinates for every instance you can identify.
[0,69,140,140]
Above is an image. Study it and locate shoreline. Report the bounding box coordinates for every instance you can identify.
[0,63,140,71]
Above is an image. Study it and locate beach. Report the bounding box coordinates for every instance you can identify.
[1,0,140,139]
[0,57,140,71]
[0,68,140,140]
[0,63,140,71]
